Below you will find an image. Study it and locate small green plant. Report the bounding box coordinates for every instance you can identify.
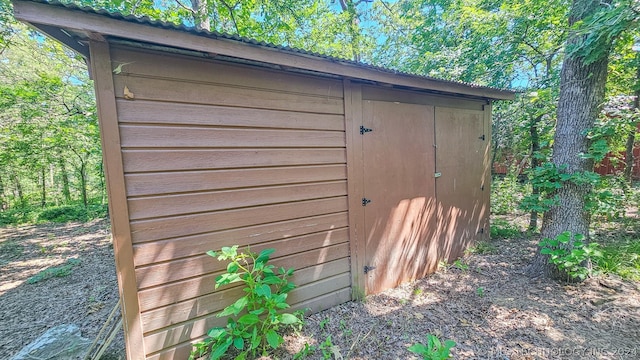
[413,288,424,296]
[490,219,521,238]
[190,246,302,360]
[319,317,330,331]
[27,258,81,284]
[293,343,317,359]
[452,259,469,271]
[476,287,484,297]
[539,231,603,281]
[318,335,339,360]
[408,333,456,360]
[594,239,640,280]
[466,241,498,255]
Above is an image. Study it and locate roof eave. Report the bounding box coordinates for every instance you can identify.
[12,0,515,100]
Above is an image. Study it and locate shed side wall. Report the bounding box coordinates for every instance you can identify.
[109,45,351,359]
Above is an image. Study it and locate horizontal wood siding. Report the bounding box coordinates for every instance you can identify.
[111,45,350,357]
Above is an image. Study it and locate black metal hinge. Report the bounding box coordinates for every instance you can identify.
[362,198,371,206]
[479,134,485,141]
[479,228,484,234]
[360,126,373,135]
[481,185,484,191]
[364,265,376,274]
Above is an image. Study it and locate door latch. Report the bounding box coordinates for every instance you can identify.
[434,172,442,178]
[364,265,376,274]
[362,198,372,206]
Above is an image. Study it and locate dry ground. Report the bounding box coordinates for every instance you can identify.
[1,217,639,360]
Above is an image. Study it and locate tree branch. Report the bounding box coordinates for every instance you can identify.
[174,0,196,14]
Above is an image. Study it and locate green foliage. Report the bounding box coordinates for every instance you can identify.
[467,241,498,255]
[490,219,521,238]
[37,204,107,223]
[491,174,526,215]
[539,232,603,281]
[190,246,302,360]
[26,258,81,284]
[408,334,456,360]
[476,287,485,297]
[594,238,640,280]
[0,206,38,225]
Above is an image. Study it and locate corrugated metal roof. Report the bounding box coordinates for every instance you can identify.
[16,0,513,95]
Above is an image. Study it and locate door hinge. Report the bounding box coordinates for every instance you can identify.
[479,228,484,234]
[479,134,485,141]
[362,197,371,206]
[364,265,376,274]
[481,185,484,191]
[360,126,373,135]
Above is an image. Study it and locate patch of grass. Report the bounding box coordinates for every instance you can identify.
[27,258,81,284]
[490,219,521,238]
[595,239,640,281]
[37,204,107,223]
[467,241,498,255]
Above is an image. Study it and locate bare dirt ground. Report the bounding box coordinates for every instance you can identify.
[0,219,125,359]
[1,217,639,360]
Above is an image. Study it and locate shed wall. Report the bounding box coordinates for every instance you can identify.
[107,45,351,359]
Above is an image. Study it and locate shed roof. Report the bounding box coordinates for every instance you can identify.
[12,0,515,100]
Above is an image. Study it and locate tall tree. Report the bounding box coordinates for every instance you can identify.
[529,0,638,279]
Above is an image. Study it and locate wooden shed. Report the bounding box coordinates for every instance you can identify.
[13,1,514,358]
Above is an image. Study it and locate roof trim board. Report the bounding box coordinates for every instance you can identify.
[12,0,514,100]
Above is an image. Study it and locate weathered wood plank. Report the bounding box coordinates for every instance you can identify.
[137,257,350,312]
[128,181,347,220]
[112,75,344,114]
[125,165,347,197]
[116,100,346,131]
[110,46,344,98]
[120,125,344,149]
[133,212,349,266]
[130,197,348,243]
[122,148,347,173]
[136,235,350,289]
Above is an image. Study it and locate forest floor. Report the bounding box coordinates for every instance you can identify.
[1,216,639,360]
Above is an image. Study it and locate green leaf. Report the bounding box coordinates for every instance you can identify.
[255,284,272,298]
[210,336,233,360]
[207,327,226,339]
[233,336,245,350]
[265,330,282,349]
[280,313,300,325]
[256,248,275,264]
[540,248,553,254]
[407,343,427,354]
[227,262,239,273]
[206,250,218,258]
[237,314,260,325]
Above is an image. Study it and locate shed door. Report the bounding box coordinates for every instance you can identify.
[434,107,488,260]
[362,101,436,294]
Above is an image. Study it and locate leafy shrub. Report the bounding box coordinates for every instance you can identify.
[36,204,107,223]
[190,246,302,360]
[408,334,456,360]
[0,207,38,226]
[539,232,602,281]
[491,174,526,215]
[490,219,521,238]
[594,239,640,280]
[27,258,81,284]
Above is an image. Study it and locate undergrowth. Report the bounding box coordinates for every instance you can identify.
[27,258,81,284]
[0,203,107,226]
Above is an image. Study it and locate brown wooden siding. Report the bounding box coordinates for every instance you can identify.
[110,45,351,358]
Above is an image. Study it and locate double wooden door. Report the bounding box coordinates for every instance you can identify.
[361,101,487,294]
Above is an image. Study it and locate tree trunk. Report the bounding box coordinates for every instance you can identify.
[12,173,24,207]
[527,0,611,280]
[79,160,88,208]
[190,0,211,31]
[41,167,47,208]
[624,60,640,182]
[58,157,72,203]
[528,115,542,231]
[0,174,6,210]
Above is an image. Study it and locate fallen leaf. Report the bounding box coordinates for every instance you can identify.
[124,86,135,100]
